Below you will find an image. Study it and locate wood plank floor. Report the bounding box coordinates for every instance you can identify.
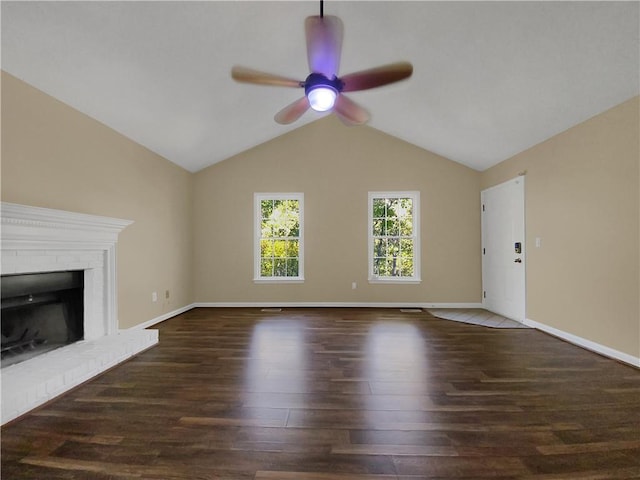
[2,307,640,479]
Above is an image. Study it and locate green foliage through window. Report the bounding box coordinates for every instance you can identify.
[371,196,415,278]
[259,198,301,278]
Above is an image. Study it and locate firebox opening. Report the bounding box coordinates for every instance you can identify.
[1,271,84,368]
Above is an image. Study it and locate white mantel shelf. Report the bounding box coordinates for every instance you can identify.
[1,202,134,248]
[1,202,158,425]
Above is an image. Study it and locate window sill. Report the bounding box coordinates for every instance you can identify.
[254,277,305,284]
[368,277,422,285]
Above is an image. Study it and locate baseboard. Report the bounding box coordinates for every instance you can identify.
[525,317,640,368]
[132,303,197,330]
[422,303,484,309]
[193,302,483,309]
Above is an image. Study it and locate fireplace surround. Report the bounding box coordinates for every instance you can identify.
[1,202,158,424]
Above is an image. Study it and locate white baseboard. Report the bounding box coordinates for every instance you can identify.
[132,303,197,330]
[525,317,640,368]
[193,302,483,309]
[422,303,484,309]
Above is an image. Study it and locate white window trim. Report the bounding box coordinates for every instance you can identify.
[254,192,304,283]
[368,191,421,284]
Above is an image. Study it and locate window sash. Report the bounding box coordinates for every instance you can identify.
[368,191,420,283]
[254,193,304,282]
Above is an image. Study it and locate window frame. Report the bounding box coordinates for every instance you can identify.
[368,191,421,284]
[254,192,304,283]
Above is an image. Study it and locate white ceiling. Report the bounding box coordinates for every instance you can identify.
[2,1,638,173]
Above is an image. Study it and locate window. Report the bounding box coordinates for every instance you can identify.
[255,193,304,282]
[368,191,420,283]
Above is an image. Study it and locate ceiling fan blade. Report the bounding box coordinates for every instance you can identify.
[305,15,343,77]
[231,66,302,88]
[341,62,413,92]
[274,96,311,124]
[333,94,370,125]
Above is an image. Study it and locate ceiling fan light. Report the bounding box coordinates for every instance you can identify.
[307,86,337,112]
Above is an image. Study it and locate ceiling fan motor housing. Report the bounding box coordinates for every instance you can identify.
[304,73,344,111]
[304,73,344,94]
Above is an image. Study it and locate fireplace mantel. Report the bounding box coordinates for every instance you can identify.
[1,202,158,424]
[1,201,133,247]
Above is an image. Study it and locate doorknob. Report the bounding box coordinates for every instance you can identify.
[514,258,522,263]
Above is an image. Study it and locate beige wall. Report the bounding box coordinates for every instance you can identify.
[1,72,194,329]
[193,116,482,304]
[481,96,640,359]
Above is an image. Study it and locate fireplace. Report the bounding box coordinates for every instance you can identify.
[2,271,84,367]
[1,203,159,424]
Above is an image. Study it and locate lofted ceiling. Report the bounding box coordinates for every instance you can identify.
[2,1,638,173]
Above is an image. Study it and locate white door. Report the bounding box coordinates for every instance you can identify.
[481,177,525,322]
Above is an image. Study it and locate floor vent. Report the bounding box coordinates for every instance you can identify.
[400,308,423,313]
[261,308,282,312]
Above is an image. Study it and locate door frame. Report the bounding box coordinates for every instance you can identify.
[481,176,526,322]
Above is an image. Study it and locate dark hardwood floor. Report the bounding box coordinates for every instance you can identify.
[2,307,640,479]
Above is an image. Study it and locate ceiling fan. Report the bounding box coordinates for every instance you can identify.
[231,1,413,125]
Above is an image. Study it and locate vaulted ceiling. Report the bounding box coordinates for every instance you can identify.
[2,1,638,173]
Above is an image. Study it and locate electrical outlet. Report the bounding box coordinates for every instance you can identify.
[352,282,357,290]
[165,290,170,299]
[152,291,158,302]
